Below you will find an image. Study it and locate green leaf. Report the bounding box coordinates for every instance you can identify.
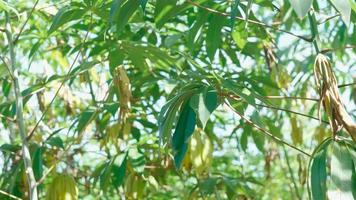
[112,153,127,187]
[0,144,21,153]
[109,0,121,24]
[330,141,355,199]
[189,88,218,129]
[198,177,218,196]
[245,0,253,26]
[310,139,331,200]
[115,0,139,33]
[46,136,64,149]
[232,22,248,49]
[48,7,87,34]
[32,146,43,181]
[222,80,256,106]
[129,148,146,173]
[330,0,351,25]
[99,161,113,191]
[308,11,318,40]
[206,14,225,61]
[77,109,96,133]
[140,0,148,11]
[0,0,19,17]
[187,11,208,53]
[230,0,240,28]
[172,100,197,168]
[289,0,313,18]
[158,95,184,145]
[250,112,265,152]
[240,125,250,152]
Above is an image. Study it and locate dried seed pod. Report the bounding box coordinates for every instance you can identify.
[113,66,132,124]
[313,54,356,142]
[263,43,290,89]
[112,66,133,141]
[290,116,303,145]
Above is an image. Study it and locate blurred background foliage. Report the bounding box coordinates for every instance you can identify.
[0,0,355,199]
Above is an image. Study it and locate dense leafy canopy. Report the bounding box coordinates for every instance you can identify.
[0,0,356,199]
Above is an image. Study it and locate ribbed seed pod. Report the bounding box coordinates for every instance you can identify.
[313,54,356,142]
[46,174,78,200]
[189,130,213,176]
[125,174,145,200]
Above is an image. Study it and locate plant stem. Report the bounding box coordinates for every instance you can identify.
[225,100,311,157]
[5,13,38,200]
[264,96,319,101]
[282,146,302,200]
[26,13,93,141]
[186,0,313,42]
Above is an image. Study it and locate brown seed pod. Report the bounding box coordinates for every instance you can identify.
[313,54,356,142]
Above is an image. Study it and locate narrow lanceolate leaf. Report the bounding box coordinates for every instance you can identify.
[140,0,148,11]
[206,14,225,61]
[289,0,313,18]
[114,0,140,33]
[32,146,43,181]
[48,7,87,34]
[172,100,196,168]
[112,153,127,187]
[77,109,96,133]
[109,0,121,24]
[330,141,355,200]
[330,0,351,25]
[158,95,184,145]
[245,0,253,27]
[310,139,330,200]
[232,22,248,49]
[189,88,218,129]
[230,0,240,28]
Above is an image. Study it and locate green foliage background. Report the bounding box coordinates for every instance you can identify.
[0,0,356,199]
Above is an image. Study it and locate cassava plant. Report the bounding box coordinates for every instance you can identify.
[0,0,355,199]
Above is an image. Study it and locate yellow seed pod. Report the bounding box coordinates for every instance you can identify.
[113,66,132,123]
[125,174,146,200]
[46,174,78,200]
[290,116,303,145]
[181,146,192,171]
[189,130,214,176]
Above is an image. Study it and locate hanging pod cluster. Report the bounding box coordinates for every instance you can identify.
[114,65,132,124]
[46,174,78,200]
[101,65,132,147]
[313,54,356,142]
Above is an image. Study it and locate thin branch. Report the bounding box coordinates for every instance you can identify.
[282,146,302,200]
[5,11,38,200]
[255,103,329,124]
[13,0,40,44]
[37,88,110,185]
[338,82,356,88]
[0,190,22,200]
[0,55,15,81]
[318,14,340,25]
[264,95,319,102]
[321,45,356,53]
[26,14,93,141]
[186,0,313,42]
[0,113,16,122]
[37,0,71,11]
[225,101,311,157]
[224,93,328,124]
